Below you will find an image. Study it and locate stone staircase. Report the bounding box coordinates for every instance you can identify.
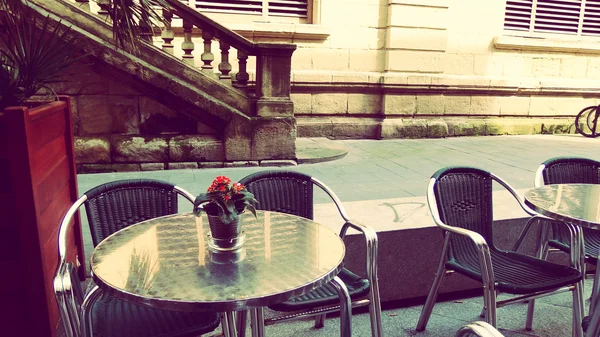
[26,0,298,171]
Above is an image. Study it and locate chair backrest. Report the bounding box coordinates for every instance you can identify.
[238,171,316,219]
[431,167,495,248]
[538,157,600,187]
[84,179,194,246]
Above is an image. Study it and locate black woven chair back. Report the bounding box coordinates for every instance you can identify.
[239,171,314,220]
[84,179,179,246]
[432,167,497,258]
[542,157,600,185]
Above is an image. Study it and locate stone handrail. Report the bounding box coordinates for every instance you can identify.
[161,0,297,116]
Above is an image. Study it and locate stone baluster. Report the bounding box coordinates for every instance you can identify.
[96,0,111,21]
[181,20,195,66]
[218,41,232,82]
[200,30,215,74]
[234,50,249,88]
[161,10,174,55]
[75,0,90,11]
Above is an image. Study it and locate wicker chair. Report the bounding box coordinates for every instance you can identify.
[455,321,505,337]
[512,157,600,312]
[53,179,221,337]
[416,167,584,335]
[237,170,383,337]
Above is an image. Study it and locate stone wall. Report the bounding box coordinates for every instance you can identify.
[170,0,600,139]
[45,64,229,173]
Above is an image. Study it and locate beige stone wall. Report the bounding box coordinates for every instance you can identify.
[46,64,224,172]
[164,0,600,134]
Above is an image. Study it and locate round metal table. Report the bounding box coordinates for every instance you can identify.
[88,211,351,337]
[525,183,600,337]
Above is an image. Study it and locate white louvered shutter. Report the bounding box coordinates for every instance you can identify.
[504,0,600,37]
[191,0,263,15]
[268,0,308,18]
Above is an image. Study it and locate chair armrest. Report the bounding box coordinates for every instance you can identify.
[340,220,378,288]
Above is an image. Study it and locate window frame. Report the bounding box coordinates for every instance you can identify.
[183,0,318,24]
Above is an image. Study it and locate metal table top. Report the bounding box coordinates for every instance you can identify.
[524,184,600,230]
[91,211,345,312]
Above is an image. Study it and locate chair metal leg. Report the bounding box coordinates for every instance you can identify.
[416,236,449,331]
[250,307,265,337]
[586,294,600,337]
[237,310,248,337]
[222,311,238,337]
[81,285,103,337]
[525,222,552,330]
[591,256,600,314]
[570,225,585,337]
[314,314,325,329]
[367,278,383,337]
[332,276,352,337]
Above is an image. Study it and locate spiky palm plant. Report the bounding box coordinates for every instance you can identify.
[0,0,84,110]
[107,0,169,52]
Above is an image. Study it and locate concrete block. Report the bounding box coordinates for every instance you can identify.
[532,58,561,77]
[260,160,298,167]
[444,54,474,75]
[486,118,541,135]
[427,119,449,138]
[224,161,259,168]
[329,26,377,49]
[502,56,532,78]
[541,118,576,134]
[407,75,432,85]
[587,58,600,79]
[252,117,296,160]
[291,93,312,114]
[167,162,198,170]
[348,94,382,115]
[380,119,427,139]
[291,47,312,70]
[293,72,332,83]
[141,163,165,171]
[78,95,139,135]
[416,95,444,115]
[331,118,380,139]
[388,3,448,29]
[74,136,110,164]
[312,93,348,114]
[499,96,531,116]
[332,74,370,83]
[169,135,224,162]
[199,162,224,168]
[296,118,333,138]
[470,96,500,116]
[387,27,447,51]
[529,97,557,116]
[79,163,141,173]
[552,97,591,116]
[446,119,486,136]
[311,49,349,71]
[384,95,416,116]
[444,96,471,115]
[386,50,444,73]
[113,136,168,162]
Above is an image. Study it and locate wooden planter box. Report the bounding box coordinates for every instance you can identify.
[0,96,84,337]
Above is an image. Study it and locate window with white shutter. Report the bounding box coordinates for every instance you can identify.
[186,0,309,19]
[504,0,600,37]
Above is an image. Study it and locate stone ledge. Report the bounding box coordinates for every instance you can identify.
[297,117,575,139]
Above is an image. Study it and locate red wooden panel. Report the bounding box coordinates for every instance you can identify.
[31,136,67,187]
[34,156,70,219]
[38,181,73,249]
[26,101,66,153]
